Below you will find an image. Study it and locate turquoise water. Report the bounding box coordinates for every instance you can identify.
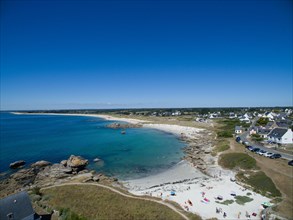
[0,113,185,180]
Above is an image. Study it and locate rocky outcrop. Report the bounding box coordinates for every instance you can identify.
[9,160,26,169]
[106,122,142,129]
[31,160,51,168]
[182,131,215,175]
[66,155,88,172]
[0,155,114,198]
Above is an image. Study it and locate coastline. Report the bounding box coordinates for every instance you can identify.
[9,112,271,219]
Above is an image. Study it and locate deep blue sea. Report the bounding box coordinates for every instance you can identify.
[0,112,185,180]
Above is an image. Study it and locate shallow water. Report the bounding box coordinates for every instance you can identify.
[0,112,185,179]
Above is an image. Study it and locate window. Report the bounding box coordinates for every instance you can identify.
[7,213,14,220]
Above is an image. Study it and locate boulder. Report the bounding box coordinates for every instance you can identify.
[60,160,67,166]
[9,160,26,169]
[31,160,51,168]
[67,155,88,171]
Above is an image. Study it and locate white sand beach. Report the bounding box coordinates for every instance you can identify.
[124,161,270,220]
[143,123,204,138]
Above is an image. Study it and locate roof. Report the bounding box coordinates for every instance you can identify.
[268,128,288,139]
[235,126,242,131]
[276,122,289,128]
[0,191,39,220]
[258,128,271,134]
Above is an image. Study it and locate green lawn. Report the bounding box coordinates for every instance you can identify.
[41,185,189,220]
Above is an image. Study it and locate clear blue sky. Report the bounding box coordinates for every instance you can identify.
[1,0,292,110]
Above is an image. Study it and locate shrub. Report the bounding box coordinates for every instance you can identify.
[237,171,281,197]
[219,153,257,170]
[235,196,253,205]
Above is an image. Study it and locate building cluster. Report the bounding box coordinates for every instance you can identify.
[235,109,293,145]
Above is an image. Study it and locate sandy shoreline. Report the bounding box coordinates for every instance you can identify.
[125,161,269,220]
[11,112,271,219]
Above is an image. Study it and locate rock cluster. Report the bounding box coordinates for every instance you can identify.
[0,155,108,197]
[182,131,215,175]
[106,122,142,129]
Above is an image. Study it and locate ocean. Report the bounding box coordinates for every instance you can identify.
[0,112,185,180]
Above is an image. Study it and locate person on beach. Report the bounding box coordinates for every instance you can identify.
[216,207,219,213]
[238,212,241,219]
[223,212,227,218]
[202,192,205,197]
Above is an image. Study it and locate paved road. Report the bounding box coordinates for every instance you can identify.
[239,131,293,161]
[41,182,189,220]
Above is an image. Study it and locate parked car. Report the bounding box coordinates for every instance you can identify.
[247,146,254,151]
[288,160,293,166]
[252,148,260,153]
[243,141,249,146]
[236,137,241,142]
[270,154,282,159]
[258,150,267,156]
[246,146,255,151]
[264,152,273,158]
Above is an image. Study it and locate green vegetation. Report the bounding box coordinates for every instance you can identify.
[246,192,252,196]
[42,185,186,220]
[59,208,87,220]
[212,139,230,155]
[216,119,249,138]
[251,134,264,142]
[217,131,233,138]
[234,196,253,205]
[219,153,257,170]
[237,171,281,197]
[256,117,269,126]
[216,200,234,205]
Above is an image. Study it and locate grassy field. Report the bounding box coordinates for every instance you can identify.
[236,171,281,197]
[212,139,230,156]
[41,185,189,220]
[218,153,257,170]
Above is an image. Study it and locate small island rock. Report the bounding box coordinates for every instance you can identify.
[9,160,26,169]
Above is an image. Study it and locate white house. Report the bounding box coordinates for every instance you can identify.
[267,128,293,144]
[239,114,250,123]
[235,126,243,134]
[263,112,276,121]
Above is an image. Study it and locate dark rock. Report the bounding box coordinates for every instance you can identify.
[9,160,26,169]
[106,123,142,129]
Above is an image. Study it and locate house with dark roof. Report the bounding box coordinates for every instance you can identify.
[0,191,42,220]
[235,126,243,134]
[276,121,289,129]
[267,128,293,144]
[257,127,272,138]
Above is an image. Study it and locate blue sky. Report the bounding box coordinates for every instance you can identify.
[1,0,292,110]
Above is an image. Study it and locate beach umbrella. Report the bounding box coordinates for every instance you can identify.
[170,191,176,196]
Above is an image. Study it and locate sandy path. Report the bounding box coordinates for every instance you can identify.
[41,182,189,220]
